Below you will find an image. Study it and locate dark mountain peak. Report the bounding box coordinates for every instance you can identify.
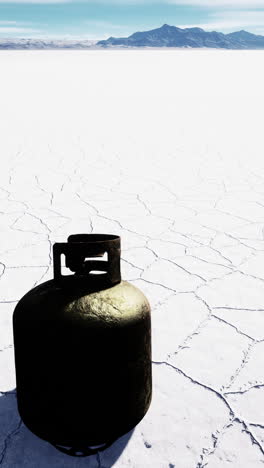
[227,29,257,38]
[161,24,173,29]
[238,29,252,34]
[185,27,205,33]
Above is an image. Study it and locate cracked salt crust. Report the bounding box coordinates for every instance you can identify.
[170,255,231,281]
[0,349,16,392]
[150,293,210,361]
[1,49,264,465]
[225,342,264,392]
[199,420,264,467]
[197,271,264,310]
[225,387,264,426]
[169,317,251,391]
[239,251,264,279]
[0,241,50,268]
[0,304,14,350]
[146,239,186,259]
[142,258,204,292]
[214,308,264,342]
[130,279,173,310]
[0,267,48,302]
[101,364,232,468]
[121,247,157,270]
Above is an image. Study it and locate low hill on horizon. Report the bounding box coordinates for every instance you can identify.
[0,38,98,50]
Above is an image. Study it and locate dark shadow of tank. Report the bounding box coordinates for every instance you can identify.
[0,389,134,467]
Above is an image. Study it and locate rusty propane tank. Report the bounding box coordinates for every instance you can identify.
[13,234,152,456]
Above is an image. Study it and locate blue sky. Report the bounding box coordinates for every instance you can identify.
[0,1,264,40]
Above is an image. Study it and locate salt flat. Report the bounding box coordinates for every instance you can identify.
[0,49,264,467]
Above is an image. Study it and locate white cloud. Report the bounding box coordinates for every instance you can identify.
[0,27,41,32]
[178,9,264,33]
[0,0,263,4]
[168,0,264,6]
[27,31,103,39]
[0,0,69,3]
[84,20,129,30]
[210,10,264,20]
[179,20,264,32]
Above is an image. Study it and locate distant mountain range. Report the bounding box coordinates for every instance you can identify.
[1,25,264,50]
[0,39,98,49]
[98,24,264,49]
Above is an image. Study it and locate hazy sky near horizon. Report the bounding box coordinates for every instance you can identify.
[0,1,264,40]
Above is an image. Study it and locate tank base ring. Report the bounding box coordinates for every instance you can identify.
[51,440,115,457]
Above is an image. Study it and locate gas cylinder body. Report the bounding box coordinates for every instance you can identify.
[13,234,152,455]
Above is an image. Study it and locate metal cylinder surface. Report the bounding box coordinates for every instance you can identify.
[13,234,152,451]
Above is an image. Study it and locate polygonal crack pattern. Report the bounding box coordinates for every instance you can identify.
[1,49,264,466]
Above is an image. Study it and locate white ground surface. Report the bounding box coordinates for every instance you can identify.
[0,49,264,467]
